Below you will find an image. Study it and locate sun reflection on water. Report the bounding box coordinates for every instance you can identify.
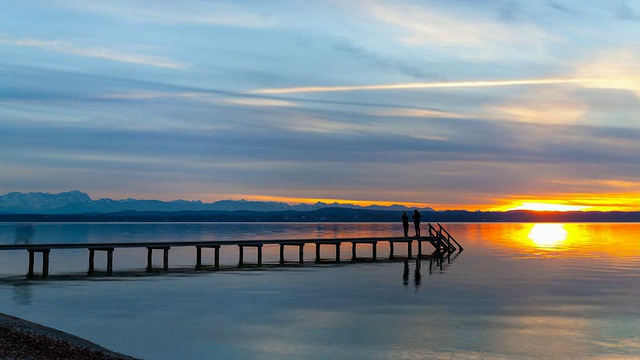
[527,224,568,249]
[468,222,640,258]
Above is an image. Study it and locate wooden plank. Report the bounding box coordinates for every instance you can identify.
[0,236,440,251]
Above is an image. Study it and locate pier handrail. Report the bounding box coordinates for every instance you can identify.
[437,223,464,251]
[427,223,454,252]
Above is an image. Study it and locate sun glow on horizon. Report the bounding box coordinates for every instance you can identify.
[506,202,589,212]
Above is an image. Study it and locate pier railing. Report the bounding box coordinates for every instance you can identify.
[0,223,462,278]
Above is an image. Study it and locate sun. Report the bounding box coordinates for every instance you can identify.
[510,202,587,212]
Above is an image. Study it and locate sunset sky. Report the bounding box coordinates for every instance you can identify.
[1,1,639,211]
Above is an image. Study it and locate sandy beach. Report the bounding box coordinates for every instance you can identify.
[0,313,137,360]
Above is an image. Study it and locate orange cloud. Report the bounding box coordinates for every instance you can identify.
[491,193,640,212]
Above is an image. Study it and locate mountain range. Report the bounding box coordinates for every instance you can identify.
[0,191,435,214]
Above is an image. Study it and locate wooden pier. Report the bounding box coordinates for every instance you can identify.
[0,223,461,279]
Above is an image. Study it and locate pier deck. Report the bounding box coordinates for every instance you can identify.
[0,223,461,278]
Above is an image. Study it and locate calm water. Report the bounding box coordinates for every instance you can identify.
[0,222,638,359]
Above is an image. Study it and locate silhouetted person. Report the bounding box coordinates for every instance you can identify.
[401,211,409,237]
[412,209,421,237]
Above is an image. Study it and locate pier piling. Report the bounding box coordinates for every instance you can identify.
[88,248,115,274]
[27,249,50,278]
[147,246,170,270]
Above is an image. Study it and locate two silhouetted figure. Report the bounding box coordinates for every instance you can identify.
[402,209,421,237]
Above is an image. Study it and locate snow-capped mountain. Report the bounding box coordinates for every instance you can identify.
[0,191,435,214]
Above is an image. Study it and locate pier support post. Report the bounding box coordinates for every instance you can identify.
[315,242,341,262]
[407,241,412,259]
[373,242,377,261]
[389,242,395,259]
[147,247,170,270]
[42,250,49,278]
[28,250,34,277]
[163,248,169,270]
[196,245,220,269]
[239,244,262,266]
[279,243,304,264]
[89,249,95,273]
[88,248,114,274]
[107,249,113,273]
[27,249,50,278]
[351,242,377,261]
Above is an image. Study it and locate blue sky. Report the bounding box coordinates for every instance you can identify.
[1,0,640,210]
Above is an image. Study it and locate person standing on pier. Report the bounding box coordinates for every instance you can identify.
[413,209,421,237]
[402,211,409,237]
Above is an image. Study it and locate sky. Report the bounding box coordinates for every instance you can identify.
[1,0,640,211]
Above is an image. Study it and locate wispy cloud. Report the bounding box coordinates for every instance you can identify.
[222,98,297,107]
[99,91,297,108]
[98,91,203,100]
[371,108,463,119]
[486,88,588,124]
[0,36,184,69]
[355,0,549,51]
[250,78,585,94]
[56,0,275,28]
[577,48,640,96]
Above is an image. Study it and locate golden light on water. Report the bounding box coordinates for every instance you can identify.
[478,222,640,258]
[527,224,568,248]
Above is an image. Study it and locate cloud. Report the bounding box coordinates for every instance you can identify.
[356,0,548,50]
[222,98,297,107]
[55,0,275,28]
[486,88,587,124]
[371,108,464,119]
[330,38,431,79]
[249,78,585,94]
[577,48,640,97]
[0,36,184,69]
[98,91,206,100]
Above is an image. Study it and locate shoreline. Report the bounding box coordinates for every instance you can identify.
[0,313,138,359]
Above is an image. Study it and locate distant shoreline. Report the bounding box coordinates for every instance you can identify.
[1,208,640,223]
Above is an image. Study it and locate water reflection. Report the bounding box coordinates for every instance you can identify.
[527,223,568,249]
[0,223,637,360]
[12,282,32,305]
[402,259,423,291]
[466,222,640,258]
[14,224,35,245]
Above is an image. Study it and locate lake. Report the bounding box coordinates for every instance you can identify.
[0,222,638,359]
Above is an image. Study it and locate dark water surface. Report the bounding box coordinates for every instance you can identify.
[0,222,638,359]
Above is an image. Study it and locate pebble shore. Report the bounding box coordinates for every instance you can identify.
[0,313,138,360]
